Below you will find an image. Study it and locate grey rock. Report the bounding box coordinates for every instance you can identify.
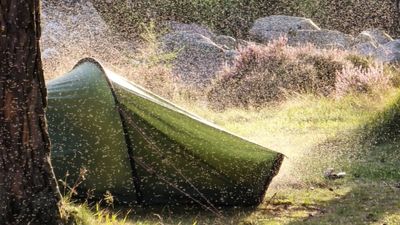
[288,29,354,49]
[354,32,376,46]
[165,21,216,39]
[214,35,237,50]
[237,39,251,48]
[249,30,287,44]
[352,42,377,56]
[224,49,239,66]
[251,15,320,32]
[249,15,320,43]
[324,168,346,180]
[42,48,60,60]
[374,39,400,63]
[43,0,81,6]
[358,28,393,46]
[161,31,227,85]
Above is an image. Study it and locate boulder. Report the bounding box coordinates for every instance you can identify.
[165,21,216,39]
[249,15,320,43]
[161,31,227,85]
[42,48,60,60]
[214,35,237,50]
[224,49,239,66]
[352,42,377,56]
[250,30,286,44]
[357,29,393,46]
[237,39,251,48]
[287,29,354,49]
[374,39,400,63]
[352,29,393,57]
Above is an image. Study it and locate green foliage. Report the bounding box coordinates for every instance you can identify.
[93,0,400,38]
[314,0,400,36]
[363,90,400,144]
[384,64,400,87]
[92,0,282,37]
[284,0,400,36]
[344,54,373,70]
[62,200,133,225]
[122,22,178,99]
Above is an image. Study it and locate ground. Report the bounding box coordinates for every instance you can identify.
[67,89,400,225]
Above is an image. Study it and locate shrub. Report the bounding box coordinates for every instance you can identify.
[207,39,347,109]
[345,54,374,70]
[335,63,392,97]
[384,65,400,88]
[207,40,395,110]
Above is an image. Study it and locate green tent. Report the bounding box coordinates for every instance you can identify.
[47,58,283,206]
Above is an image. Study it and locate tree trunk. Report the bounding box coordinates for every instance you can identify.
[0,1,63,224]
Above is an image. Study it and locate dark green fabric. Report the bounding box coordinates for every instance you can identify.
[47,62,136,202]
[47,59,283,206]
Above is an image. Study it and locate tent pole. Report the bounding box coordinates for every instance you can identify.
[118,106,144,204]
[117,106,144,204]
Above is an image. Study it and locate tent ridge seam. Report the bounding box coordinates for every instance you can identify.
[74,57,144,204]
[118,106,144,204]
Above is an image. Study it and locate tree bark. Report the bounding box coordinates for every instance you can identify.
[0,1,63,224]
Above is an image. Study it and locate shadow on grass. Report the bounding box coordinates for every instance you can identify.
[75,131,400,224]
[100,140,400,225]
[110,180,399,225]
[108,205,252,224]
[279,136,400,225]
[282,182,400,225]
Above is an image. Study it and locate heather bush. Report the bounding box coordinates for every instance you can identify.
[384,65,400,88]
[207,39,395,110]
[207,39,346,109]
[335,64,391,97]
[345,55,374,70]
[338,54,398,97]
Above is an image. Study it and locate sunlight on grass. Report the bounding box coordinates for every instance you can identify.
[177,91,399,187]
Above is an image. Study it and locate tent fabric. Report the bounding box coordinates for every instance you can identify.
[47,58,284,206]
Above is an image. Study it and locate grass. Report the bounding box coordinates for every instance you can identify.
[64,86,400,224]
[188,91,399,185]
[68,182,400,225]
